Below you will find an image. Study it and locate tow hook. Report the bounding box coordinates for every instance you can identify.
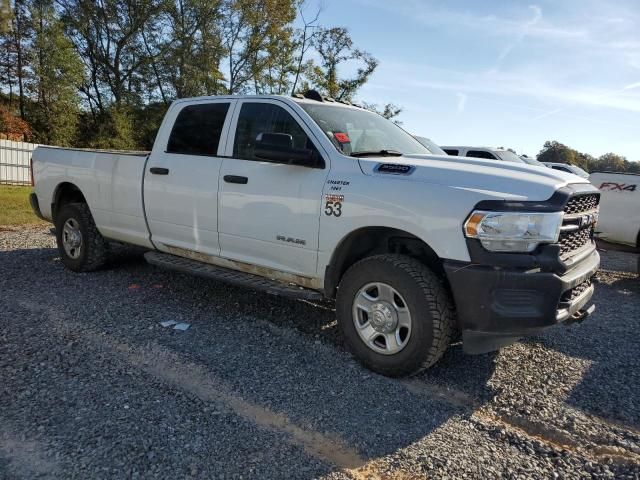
[567,304,596,324]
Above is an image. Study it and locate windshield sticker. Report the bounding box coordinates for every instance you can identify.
[333,132,350,143]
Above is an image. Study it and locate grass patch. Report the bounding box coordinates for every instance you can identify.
[0,185,47,226]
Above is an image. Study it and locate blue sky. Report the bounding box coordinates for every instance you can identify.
[312,0,640,160]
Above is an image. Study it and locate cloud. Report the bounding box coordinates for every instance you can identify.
[368,60,640,116]
[497,5,542,63]
[532,81,640,120]
[456,92,467,112]
[356,0,587,41]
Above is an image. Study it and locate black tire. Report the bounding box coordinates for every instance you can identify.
[55,202,109,272]
[336,254,454,377]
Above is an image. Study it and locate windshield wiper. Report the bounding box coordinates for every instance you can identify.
[350,149,403,158]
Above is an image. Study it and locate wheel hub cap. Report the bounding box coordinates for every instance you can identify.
[62,218,83,259]
[352,282,412,355]
[370,301,397,333]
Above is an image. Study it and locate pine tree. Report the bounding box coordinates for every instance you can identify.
[26,0,84,146]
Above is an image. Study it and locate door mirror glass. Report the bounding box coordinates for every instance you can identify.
[254,132,319,168]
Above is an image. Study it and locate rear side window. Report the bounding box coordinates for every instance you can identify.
[167,103,230,156]
[233,103,317,161]
[466,150,497,160]
[443,149,459,156]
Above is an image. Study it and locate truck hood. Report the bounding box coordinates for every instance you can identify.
[358,154,591,202]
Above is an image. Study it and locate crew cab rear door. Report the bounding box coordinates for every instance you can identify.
[144,99,236,256]
[218,99,329,277]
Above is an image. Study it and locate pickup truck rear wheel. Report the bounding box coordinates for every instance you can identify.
[55,203,109,272]
[336,254,453,377]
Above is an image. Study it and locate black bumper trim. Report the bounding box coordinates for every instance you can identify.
[444,250,599,354]
[29,192,48,221]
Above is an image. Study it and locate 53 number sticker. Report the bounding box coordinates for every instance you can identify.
[324,194,344,217]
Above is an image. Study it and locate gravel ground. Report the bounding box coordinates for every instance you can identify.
[1,225,639,479]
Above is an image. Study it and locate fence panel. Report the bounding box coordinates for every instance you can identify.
[0,139,40,185]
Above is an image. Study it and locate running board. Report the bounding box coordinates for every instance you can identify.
[144,251,324,301]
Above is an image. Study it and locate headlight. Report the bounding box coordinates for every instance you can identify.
[464,211,563,252]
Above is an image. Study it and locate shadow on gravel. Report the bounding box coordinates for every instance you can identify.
[0,246,500,476]
[533,275,640,428]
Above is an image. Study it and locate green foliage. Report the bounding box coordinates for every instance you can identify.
[361,102,403,123]
[537,140,640,173]
[0,1,397,148]
[133,102,170,150]
[78,106,137,150]
[222,0,297,94]
[0,0,11,34]
[26,0,84,146]
[159,0,226,99]
[304,27,378,101]
[536,140,579,165]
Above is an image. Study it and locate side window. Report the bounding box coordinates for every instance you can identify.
[467,150,498,160]
[552,165,571,173]
[443,149,459,156]
[233,103,317,161]
[167,103,230,156]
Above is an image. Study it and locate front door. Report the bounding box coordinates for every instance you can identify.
[218,100,329,277]
[144,99,235,256]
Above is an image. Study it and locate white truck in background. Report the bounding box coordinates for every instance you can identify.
[590,172,640,251]
[30,91,601,376]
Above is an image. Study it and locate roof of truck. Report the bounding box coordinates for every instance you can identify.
[441,146,510,152]
[172,92,361,110]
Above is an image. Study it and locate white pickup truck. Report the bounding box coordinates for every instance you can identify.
[30,91,601,376]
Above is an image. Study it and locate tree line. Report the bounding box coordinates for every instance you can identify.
[535,141,640,174]
[0,0,397,149]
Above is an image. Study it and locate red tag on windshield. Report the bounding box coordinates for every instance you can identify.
[333,132,350,143]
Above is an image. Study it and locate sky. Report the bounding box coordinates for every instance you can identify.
[311,0,640,160]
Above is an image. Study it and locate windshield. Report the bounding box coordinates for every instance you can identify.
[495,150,527,163]
[298,103,431,156]
[413,136,447,155]
[568,165,589,177]
[520,156,545,167]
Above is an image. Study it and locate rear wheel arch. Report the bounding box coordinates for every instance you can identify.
[52,182,87,222]
[323,227,445,299]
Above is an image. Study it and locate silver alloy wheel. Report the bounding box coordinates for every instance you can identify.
[62,218,83,259]
[352,282,412,355]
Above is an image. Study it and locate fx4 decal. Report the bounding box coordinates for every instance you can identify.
[599,182,637,192]
[324,194,344,217]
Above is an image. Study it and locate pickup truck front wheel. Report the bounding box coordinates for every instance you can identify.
[336,254,453,377]
[55,203,109,272]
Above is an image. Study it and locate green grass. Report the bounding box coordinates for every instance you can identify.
[0,185,47,226]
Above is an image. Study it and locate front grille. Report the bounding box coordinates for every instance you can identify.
[564,193,599,214]
[560,279,592,304]
[558,193,600,259]
[559,226,594,257]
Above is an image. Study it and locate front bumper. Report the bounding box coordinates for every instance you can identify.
[444,249,599,354]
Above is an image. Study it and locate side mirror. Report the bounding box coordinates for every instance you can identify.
[254,132,322,168]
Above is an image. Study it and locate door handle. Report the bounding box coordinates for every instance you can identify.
[150,167,169,175]
[224,175,248,184]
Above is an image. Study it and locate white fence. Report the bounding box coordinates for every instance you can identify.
[0,139,39,185]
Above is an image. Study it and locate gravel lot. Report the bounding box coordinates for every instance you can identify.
[1,225,639,479]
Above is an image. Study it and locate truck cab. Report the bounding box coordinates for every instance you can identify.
[31,92,601,376]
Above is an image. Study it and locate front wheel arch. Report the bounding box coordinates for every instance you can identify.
[324,227,445,299]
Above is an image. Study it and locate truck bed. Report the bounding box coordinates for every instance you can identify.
[32,145,153,248]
